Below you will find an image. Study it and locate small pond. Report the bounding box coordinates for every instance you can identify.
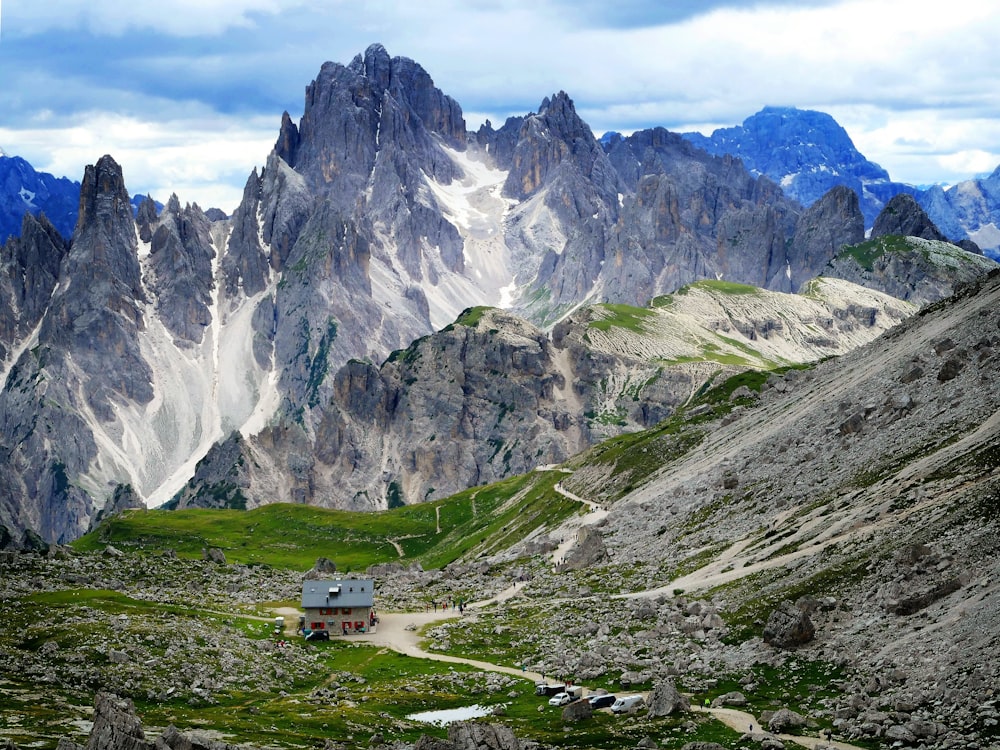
[406,704,497,726]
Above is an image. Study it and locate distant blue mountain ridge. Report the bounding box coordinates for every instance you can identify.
[673,106,1000,258]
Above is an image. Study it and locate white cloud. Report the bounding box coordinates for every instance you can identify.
[0,111,275,211]
[5,0,1000,197]
[3,0,319,37]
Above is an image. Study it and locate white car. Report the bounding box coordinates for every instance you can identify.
[548,692,573,706]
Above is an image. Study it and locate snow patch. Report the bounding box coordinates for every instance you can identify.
[18,187,36,207]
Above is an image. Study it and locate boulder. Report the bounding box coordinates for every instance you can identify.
[767,707,807,733]
[201,547,226,565]
[557,526,608,571]
[561,700,593,723]
[647,679,690,717]
[446,721,523,750]
[304,557,338,579]
[711,691,747,708]
[763,601,815,648]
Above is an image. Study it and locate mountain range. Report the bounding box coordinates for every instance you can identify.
[0,43,997,544]
[680,106,1000,258]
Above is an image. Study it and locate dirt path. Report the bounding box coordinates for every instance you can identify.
[550,481,608,564]
[352,610,864,749]
[353,610,541,681]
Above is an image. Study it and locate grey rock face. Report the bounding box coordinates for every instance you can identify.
[175,307,693,510]
[762,601,815,648]
[146,195,215,345]
[88,484,143,531]
[0,211,68,362]
[871,194,948,242]
[86,693,148,750]
[787,185,865,291]
[600,127,800,299]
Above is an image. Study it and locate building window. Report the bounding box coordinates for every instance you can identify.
[342,608,352,615]
[310,622,324,630]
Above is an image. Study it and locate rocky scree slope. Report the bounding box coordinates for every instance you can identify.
[539,270,1000,747]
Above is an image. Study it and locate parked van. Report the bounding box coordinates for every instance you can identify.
[611,695,645,714]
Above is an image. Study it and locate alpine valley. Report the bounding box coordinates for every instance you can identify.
[2,43,1000,750]
[0,43,997,543]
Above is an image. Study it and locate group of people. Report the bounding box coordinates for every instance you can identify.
[426,597,465,613]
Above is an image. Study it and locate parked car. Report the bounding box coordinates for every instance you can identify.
[548,692,574,706]
[304,629,330,641]
[588,693,617,709]
[611,695,645,714]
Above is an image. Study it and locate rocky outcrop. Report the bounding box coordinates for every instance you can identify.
[0,210,68,362]
[86,693,148,750]
[825,203,997,306]
[558,526,608,571]
[304,556,338,579]
[787,185,865,291]
[88,484,143,531]
[871,194,949,242]
[146,195,215,345]
[173,307,696,510]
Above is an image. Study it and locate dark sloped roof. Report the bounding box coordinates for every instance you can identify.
[301,578,375,609]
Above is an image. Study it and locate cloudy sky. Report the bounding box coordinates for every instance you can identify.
[2,0,999,212]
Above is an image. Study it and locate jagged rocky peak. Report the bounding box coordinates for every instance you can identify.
[135,194,158,243]
[288,42,465,199]
[787,184,866,290]
[146,193,216,344]
[504,90,614,200]
[871,193,949,242]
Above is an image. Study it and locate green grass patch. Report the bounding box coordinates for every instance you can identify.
[588,303,656,333]
[687,279,761,295]
[76,472,578,573]
[838,235,912,272]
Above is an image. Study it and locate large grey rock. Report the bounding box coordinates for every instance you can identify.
[646,679,690,717]
[86,693,149,750]
[561,699,593,722]
[767,707,807,733]
[763,601,815,648]
[445,721,523,750]
[558,526,608,571]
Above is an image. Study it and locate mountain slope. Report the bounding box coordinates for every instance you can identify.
[170,279,913,511]
[0,154,80,242]
[559,269,1000,743]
